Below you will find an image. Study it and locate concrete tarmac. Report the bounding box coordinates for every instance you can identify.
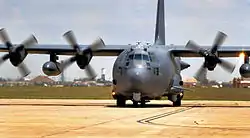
[0,99,249,138]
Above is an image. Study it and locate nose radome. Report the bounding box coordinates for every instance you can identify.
[127,68,149,88]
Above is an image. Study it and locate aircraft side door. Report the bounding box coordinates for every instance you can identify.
[148,52,160,76]
[117,51,131,76]
[150,62,160,76]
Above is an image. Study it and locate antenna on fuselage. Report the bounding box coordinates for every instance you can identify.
[136,41,141,46]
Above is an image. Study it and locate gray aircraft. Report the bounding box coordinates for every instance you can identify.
[0,0,250,107]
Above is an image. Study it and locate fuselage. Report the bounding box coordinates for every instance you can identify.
[112,45,179,100]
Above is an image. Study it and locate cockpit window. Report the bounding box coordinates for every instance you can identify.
[142,54,150,61]
[128,54,133,60]
[133,54,150,61]
[134,54,142,60]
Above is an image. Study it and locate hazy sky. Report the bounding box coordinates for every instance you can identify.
[0,0,249,81]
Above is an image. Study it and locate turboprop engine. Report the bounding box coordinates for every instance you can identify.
[42,30,105,80]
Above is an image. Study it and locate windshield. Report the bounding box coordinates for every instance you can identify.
[133,54,150,61]
[142,54,150,61]
[134,54,141,60]
[128,54,133,60]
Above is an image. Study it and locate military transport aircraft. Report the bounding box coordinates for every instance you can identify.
[0,0,250,107]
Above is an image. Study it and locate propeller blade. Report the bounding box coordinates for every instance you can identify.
[85,65,97,80]
[194,63,208,84]
[89,37,105,51]
[17,62,31,78]
[60,56,77,71]
[0,54,10,65]
[210,31,227,54]
[21,35,38,48]
[0,28,12,48]
[186,40,203,52]
[63,30,81,53]
[218,59,236,73]
[186,40,209,57]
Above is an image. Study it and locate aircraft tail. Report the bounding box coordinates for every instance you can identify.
[154,0,165,45]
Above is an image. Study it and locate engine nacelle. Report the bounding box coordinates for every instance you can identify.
[9,46,28,67]
[239,63,250,78]
[42,61,61,76]
[204,55,218,71]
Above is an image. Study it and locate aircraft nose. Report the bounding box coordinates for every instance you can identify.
[127,68,149,88]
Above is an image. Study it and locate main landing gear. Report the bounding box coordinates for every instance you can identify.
[172,93,183,107]
[173,98,181,107]
[116,96,126,107]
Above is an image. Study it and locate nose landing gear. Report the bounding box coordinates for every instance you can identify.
[132,99,146,107]
[132,92,146,107]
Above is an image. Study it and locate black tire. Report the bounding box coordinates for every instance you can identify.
[173,99,181,107]
[173,94,182,107]
[117,96,126,107]
[133,101,139,107]
[140,100,146,107]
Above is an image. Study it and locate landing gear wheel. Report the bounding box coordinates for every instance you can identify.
[173,99,181,107]
[140,100,146,107]
[116,96,126,107]
[173,94,182,107]
[133,101,139,107]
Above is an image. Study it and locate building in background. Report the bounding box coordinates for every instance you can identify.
[232,77,250,88]
[101,68,106,81]
[30,75,55,86]
[183,77,197,88]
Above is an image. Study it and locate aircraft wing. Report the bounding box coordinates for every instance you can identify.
[170,45,250,57]
[0,44,129,56]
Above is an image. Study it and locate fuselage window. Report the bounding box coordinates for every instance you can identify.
[125,54,134,66]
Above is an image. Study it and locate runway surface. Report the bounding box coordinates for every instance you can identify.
[0,99,250,138]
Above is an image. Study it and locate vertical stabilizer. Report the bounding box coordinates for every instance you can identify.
[154,0,165,45]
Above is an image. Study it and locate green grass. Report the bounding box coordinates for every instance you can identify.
[0,86,113,99]
[183,87,250,101]
[0,86,249,101]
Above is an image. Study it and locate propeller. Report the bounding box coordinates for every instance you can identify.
[61,30,105,80]
[0,28,38,78]
[186,31,236,83]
